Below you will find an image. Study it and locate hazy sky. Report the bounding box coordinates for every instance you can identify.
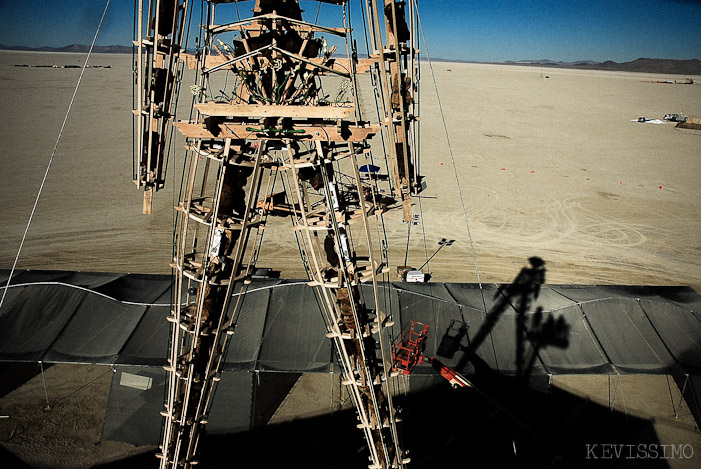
[0,0,699,62]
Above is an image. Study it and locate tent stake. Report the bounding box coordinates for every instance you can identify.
[674,374,690,419]
[609,374,622,412]
[39,361,51,411]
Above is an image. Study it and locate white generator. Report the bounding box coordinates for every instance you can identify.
[405,270,425,283]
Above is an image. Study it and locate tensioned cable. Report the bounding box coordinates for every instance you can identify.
[0,0,112,312]
[414,10,509,430]
[315,0,322,25]
[403,220,411,267]
[417,189,430,270]
[415,10,527,459]
[131,1,137,181]
[0,280,309,307]
[414,4,489,316]
[3,277,658,319]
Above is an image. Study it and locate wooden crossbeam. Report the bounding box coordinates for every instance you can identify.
[174,121,380,142]
[207,13,348,37]
[195,103,355,119]
[210,0,346,4]
[181,53,372,74]
[207,22,347,36]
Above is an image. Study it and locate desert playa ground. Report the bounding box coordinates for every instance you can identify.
[0,51,699,289]
[0,51,700,467]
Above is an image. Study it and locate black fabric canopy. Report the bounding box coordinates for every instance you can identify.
[3,269,701,447]
[1,269,700,376]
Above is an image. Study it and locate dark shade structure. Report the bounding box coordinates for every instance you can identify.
[1,270,700,447]
[1,270,700,375]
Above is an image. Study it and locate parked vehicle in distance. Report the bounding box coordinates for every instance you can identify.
[664,113,687,123]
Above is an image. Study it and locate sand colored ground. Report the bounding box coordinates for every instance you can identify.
[0,51,700,288]
[1,51,700,467]
[2,366,700,468]
[0,364,154,468]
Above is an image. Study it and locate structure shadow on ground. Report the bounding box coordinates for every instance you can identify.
[95,257,668,468]
[95,371,666,469]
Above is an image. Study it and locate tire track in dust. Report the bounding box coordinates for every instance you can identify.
[434,196,657,249]
[419,196,680,282]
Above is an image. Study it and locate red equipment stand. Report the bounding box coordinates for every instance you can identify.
[392,320,473,388]
[391,321,430,375]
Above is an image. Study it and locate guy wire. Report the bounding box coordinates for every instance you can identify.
[414,3,489,316]
[0,0,112,311]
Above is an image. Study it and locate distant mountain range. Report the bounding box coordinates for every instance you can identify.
[430,57,701,75]
[500,58,701,75]
[0,44,131,54]
[1,44,699,75]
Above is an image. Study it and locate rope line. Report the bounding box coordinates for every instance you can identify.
[417,188,430,270]
[0,278,461,309]
[414,5,488,316]
[0,0,111,312]
[0,280,310,307]
[1,278,680,316]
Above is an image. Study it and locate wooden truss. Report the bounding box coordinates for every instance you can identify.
[133,0,190,214]
[133,1,422,468]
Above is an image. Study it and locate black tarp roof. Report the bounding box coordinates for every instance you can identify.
[1,269,700,376]
[3,270,701,448]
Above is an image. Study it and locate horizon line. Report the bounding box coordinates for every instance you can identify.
[1,43,700,66]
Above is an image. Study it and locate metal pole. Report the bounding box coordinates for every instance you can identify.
[418,238,454,271]
[136,0,143,187]
[417,243,445,270]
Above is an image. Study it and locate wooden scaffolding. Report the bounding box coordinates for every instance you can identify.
[133,1,422,467]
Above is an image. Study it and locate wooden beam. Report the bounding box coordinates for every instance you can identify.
[174,121,379,142]
[210,0,346,4]
[207,14,348,37]
[269,46,349,78]
[208,22,348,36]
[328,58,374,74]
[204,44,273,74]
[195,103,354,119]
[143,186,153,215]
[181,53,372,74]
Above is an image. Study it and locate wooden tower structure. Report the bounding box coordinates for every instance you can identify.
[132,1,423,467]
